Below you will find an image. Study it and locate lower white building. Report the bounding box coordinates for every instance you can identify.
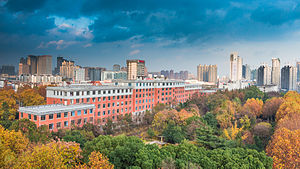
[74,67,85,83]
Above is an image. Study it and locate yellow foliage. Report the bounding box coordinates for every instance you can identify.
[0,89,17,119]
[223,121,243,140]
[0,125,29,168]
[75,151,114,169]
[19,89,46,106]
[242,98,263,117]
[276,91,300,122]
[266,128,300,169]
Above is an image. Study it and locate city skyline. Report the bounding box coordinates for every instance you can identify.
[1,0,300,76]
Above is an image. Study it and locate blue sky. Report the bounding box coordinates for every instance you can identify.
[1,0,300,76]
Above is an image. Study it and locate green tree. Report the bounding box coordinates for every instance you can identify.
[162,121,186,144]
[62,130,87,148]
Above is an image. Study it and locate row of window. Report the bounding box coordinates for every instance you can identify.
[26,109,94,121]
[48,117,94,129]
[54,88,132,97]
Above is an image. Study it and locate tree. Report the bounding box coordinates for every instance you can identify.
[0,89,17,120]
[163,120,186,144]
[276,112,300,131]
[0,102,14,129]
[241,98,263,118]
[276,91,300,122]
[266,128,300,169]
[243,86,264,101]
[0,125,29,168]
[15,140,82,169]
[75,151,114,169]
[18,89,45,106]
[63,130,88,148]
[223,121,243,140]
[262,97,283,121]
[10,119,51,143]
[103,118,115,135]
[252,122,272,149]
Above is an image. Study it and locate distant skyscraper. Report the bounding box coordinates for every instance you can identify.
[230,52,243,81]
[54,57,65,75]
[113,64,121,71]
[18,57,30,75]
[271,58,281,87]
[197,64,217,83]
[85,67,106,81]
[281,65,297,91]
[127,60,145,80]
[74,66,85,82]
[297,62,300,82]
[60,60,75,79]
[242,64,251,80]
[0,65,15,75]
[27,55,38,75]
[37,55,52,75]
[257,64,272,86]
[169,70,174,79]
[251,69,257,81]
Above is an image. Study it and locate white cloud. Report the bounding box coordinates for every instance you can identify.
[129,49,140,55]
[37,40,78,49]
[83,43,92,48]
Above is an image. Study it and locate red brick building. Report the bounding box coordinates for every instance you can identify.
[19,80,215,131]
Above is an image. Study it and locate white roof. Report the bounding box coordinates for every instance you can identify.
[19,104,95,115]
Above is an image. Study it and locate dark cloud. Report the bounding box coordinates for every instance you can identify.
[5,0,47,12]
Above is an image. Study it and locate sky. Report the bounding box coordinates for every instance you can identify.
[1,0,300,76]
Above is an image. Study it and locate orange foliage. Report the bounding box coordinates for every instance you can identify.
[242,98,263,118]
[276,91,300,122]
[277,112,300,131]
[266,128,300,169]
[262,97,283,119]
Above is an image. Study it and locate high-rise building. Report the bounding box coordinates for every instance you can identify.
[74,66,85,82]
[27,55,38,75]
[169,70,174,79]
[281,65,297,91]
[19,57,30,75]
[60,60,75,79]
[127,60,145,80]
[257,64,272,86]
[113,64,121,71]
[242,64,251,80]
[251,69,257,81]
[271,58,281,87]
[230,52,243,81]
[0,65,15,75]
[297,62,300,82]
[84,67,106,81]
[54,57,65,75]
[197,64,217,83]
[37,55,52,75]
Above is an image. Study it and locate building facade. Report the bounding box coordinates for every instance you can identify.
[197,64,217,83]
[257,64,272,86]
[127,60,145,80]
[297,62,300,82]
[101,70,127,81]
[60,60,75,79]
[37,55,52,75]
[281,65,297,91]
[19,80,215,131]
[242,64,251,80]
[271,58,281,87]
[74,67,85,82]
[230,52,243,82]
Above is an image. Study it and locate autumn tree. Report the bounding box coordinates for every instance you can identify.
[16,140,82,169]
[276,112,300,131]
[0,125,29,168]
[18,89,46,107]
[75,151,114,169]
[241,98,263,118]
[223,121,243,140]
[266,128,300,169]
[262,97,283,121]
[276,91,300,122]
[0,89,17,120]
[215,100,236,129]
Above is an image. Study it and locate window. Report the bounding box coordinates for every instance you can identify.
[103,111,106,116]
[64,112,68,117]
[84,118,87,124]
[77,119,82,125]
[64,121,68,127]
[41,115,46,121]
[103,104,106,108]
[49,114,53,120]
[21,113,23,118]
[28,114,31,119]
[77,110,81,116]
[98,97,101,101]
[90,109,93,114]
[57,122,61,128]
[49,123,53,130]
[98,111,100,116]
[71,120,75,125]
[71,111,75,116]
[103,97,106,101]
[34,115,37,121]
[57,113,61,118]
[84,110,87,114]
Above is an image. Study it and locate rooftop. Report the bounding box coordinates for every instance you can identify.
[47,85,132,91]
[19,104,95,115]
